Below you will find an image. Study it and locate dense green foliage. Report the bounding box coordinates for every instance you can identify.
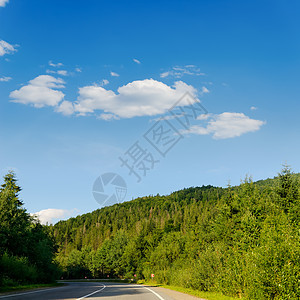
[0,172,59,287]
[51,166,300,299]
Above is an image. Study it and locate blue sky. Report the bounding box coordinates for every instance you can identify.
[1,0,299,224]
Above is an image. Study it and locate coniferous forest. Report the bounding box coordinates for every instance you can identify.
[0,167,299,299]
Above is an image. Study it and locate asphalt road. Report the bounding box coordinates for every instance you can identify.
[0,282,184,300]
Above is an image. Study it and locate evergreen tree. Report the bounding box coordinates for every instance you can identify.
[0,171,30,256]
[276,164,299,213]
[0,172,59,285]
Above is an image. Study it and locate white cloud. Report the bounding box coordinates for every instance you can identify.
[31,208,78,225]
[133,58,141,64]
[160,65,205,78]
[10,75,65,108]
[250,106,258,110]
[0,0,9,7]
[98,113,120,121]
[186,125,210,136]
[46,69,68,76]
[197,113,211,121]
[11,76,201,120]
[57,70,68,76]
[0,40,17,56]
[183,112,265,139]
[202,86,209,94]
[110,71,119,77]
[75,67,82,72]
[55,100,74,115]
[100,79,109,86]
[160,71,170,78]
[49,60,63,67]
[64,79,198,118]
[0,76,11,82]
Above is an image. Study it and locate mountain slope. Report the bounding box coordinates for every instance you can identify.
[50,168,300,299]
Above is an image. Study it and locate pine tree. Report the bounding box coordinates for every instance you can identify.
[276,164,299,213]
[0,172,30,256]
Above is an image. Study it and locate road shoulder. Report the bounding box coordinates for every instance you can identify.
[148,285,207,300]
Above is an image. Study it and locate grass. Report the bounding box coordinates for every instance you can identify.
[0,282,64,294]
[138,280,239,300]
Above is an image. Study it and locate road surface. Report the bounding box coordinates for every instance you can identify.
[0,282,204,300]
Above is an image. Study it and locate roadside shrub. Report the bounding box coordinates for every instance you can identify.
[0,253,38,285]
[246,215,300,299]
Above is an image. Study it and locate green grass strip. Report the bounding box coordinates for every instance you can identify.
[0,283,64,294]
[139,280,239,300]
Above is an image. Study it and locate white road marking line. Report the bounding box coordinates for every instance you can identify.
[144,287,165,300]
[76,284,106,300]
[0,287,64,298]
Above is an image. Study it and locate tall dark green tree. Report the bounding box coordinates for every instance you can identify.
[0,172,59,285]
[0,172,30,256]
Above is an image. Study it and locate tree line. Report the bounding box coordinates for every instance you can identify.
[51,166,300,299]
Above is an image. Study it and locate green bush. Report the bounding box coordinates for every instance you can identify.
[0,253,38,285]
[246,215,300,299]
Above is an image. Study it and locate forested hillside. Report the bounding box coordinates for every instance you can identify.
[51,166,300,299]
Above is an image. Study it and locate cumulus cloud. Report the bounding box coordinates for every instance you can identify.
[0,76,11,82]
[11,76,201,120]
[133,58,141,64]
[31,208,78,225]
[250,106,258,110]
[0,40,17,56]
[62,79,198,118]
[110,71,119,77]
[75,67,82,72]
[49,60,63,67]
[183,112,265,139]
[10,75,65,108]
[160,65,205,78]
[0,0,9,7]
[55,100,74,115]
